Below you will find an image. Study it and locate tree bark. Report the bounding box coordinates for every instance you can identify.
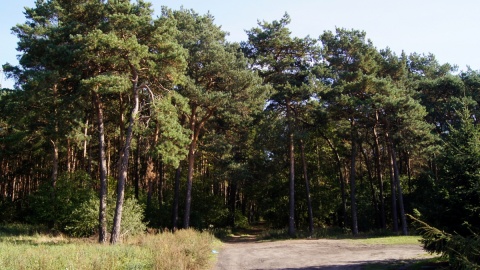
[322,134,347,228]
[390,139,408,235]
[94,92,108,244]
[360,143,379,228]
[172,165,181,231]
[228,179,237,227]
[350,120,359,236]
[387,133,398,233]
[373,113,386,230]
[287,100,296,237]
[110,80,140,244]
[50,139,58,193]
[300,139,314,236]
[183,112,197,229]
[134,135,141,200]
[183,108,213,229]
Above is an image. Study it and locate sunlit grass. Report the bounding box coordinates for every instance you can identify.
[0,224,220,270]
[352,235,423,245]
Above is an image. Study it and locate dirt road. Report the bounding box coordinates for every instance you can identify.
[214,238,434,270]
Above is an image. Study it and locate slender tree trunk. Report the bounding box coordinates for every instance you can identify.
[183,127,197,229]
[49,139,59,229]
[158,160,164,207]
[50,140,58,193]
[145,124,158,222]
[228,179,237,227]
[94,92,108,243]
[172,165,181,231]
[387,133,398,233]
[322,135,347,227]
[146,158,154,214]
[373,114,386,229]
[110,81,140,244]
[286,100,296,237]
[300,140,314,236]
[390,139,408,235]
[134,135,141,200]
[406,152,412,193]
[350,120,359,236]
[183,108,213,229]
[83,119,89,160]
[360,143,379,228]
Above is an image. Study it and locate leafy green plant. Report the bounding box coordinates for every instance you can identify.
[65,196,146,238]
[409,213,480,269]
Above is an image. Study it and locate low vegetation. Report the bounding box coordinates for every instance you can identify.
[0,224,219,270]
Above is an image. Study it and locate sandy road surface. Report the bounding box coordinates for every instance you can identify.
[214,238,433,270]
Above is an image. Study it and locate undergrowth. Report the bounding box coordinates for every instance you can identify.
[0,224,219,270]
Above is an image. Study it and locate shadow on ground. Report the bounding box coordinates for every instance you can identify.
[250,259,447,270]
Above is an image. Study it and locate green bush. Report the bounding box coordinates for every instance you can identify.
[65,196,146,238]
[25,171,96,229]
[234,210,249,229]
[409,213,480,269]
[25,172,146,238]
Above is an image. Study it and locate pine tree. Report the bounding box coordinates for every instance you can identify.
[243,14,319,237]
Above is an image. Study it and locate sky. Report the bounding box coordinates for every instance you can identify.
[1,0,480,89]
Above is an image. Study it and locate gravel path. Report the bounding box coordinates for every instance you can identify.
[214,238,434,270]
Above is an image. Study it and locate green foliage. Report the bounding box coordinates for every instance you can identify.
[413,107,480,235]
[25,172,145,238]
[409,213,480,269]
[233,210,250,229]
[65,196,146,238]
[190,184,229,229]
[64,197,99,237]
[152,92,191,168]
[26,172,96,229]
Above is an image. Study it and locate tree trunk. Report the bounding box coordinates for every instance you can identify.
[183,128,197,229]
[94,92,108,244]
[183,108,213,229]
[50,140,58,193]
[228,179,237,227]
[387,133,398,233]
[287,100,296,237]
[172,165,181,231]
[322,135,347,228]
[134,135,141,200]
[390,139,408,235]
[373,113,386,229]
[300,140,314,236]
[110,81,140,244]
[350,120,359,236]
[360,143,379,228]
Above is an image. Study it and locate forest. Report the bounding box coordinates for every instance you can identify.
[1,0,479,268]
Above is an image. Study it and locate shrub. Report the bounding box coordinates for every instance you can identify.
[65,196,146,238]
[409,213,480,269]
[25,171,96,230]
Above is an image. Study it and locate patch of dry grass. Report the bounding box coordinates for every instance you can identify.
[0,224,219,270]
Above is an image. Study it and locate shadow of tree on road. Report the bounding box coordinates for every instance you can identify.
[255,258,447,270]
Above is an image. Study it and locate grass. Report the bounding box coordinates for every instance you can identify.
[352,235,423,245]
[0,224,220,270]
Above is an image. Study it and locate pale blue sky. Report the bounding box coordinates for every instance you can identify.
[2,0,480,88]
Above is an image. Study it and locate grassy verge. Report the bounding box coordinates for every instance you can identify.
[0,224,220,270]
[351,235,423,245]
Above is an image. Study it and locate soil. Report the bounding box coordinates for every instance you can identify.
[214,228,437,270]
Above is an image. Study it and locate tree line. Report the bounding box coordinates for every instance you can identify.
[1,0,479,256]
